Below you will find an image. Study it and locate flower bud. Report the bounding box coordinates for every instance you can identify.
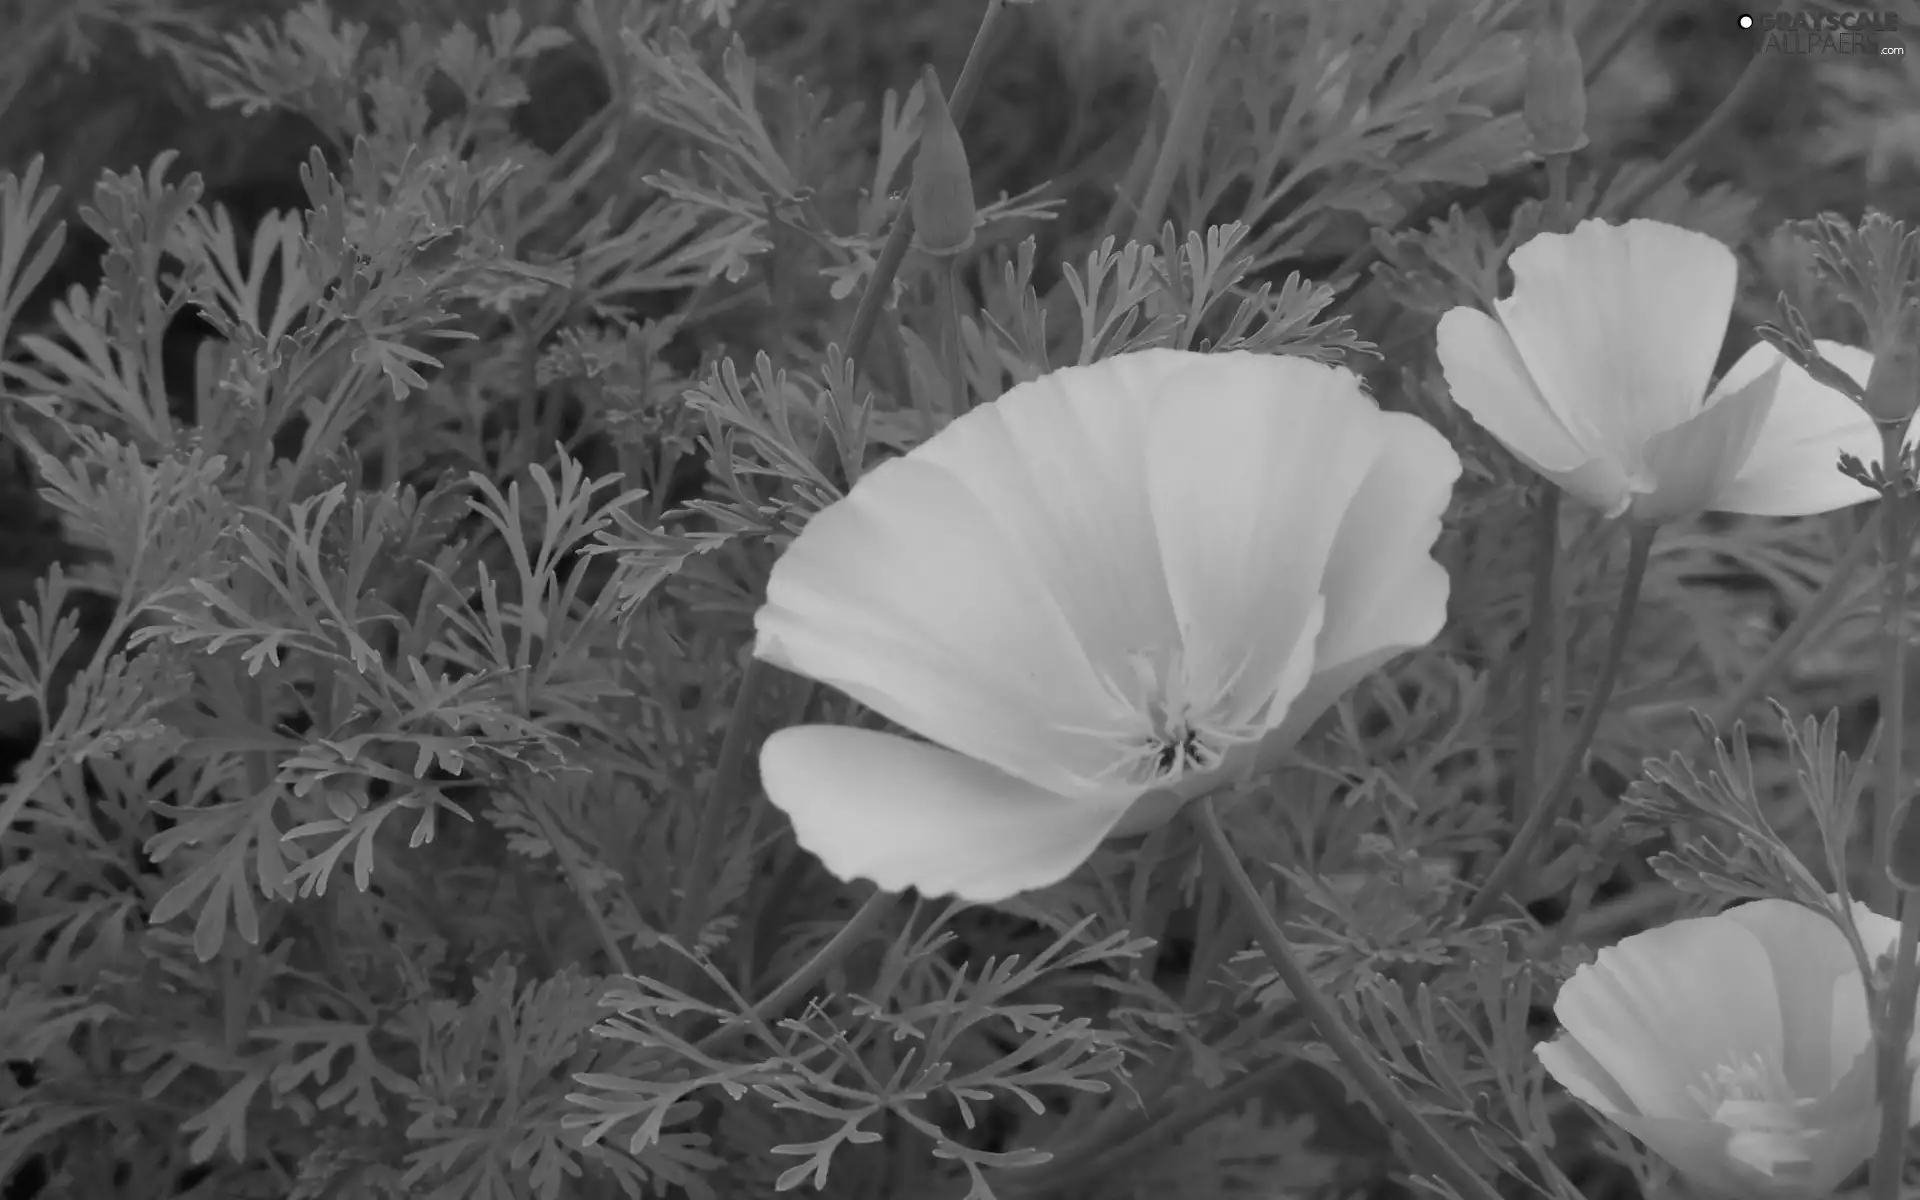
[909,66,977,256]
[1864,314,1919,428]
[1524,0,1589,157]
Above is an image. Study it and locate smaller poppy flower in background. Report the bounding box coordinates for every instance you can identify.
[1537,898,1920,1200]
[751,349,1461,903]
[1436,218,1912,523]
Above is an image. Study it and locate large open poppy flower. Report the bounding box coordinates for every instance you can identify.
[751,349,1460,902]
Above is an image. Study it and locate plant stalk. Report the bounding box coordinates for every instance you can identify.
[1577,0,1659,86]
[1705,508,1881,733]
[844,0,1010,376]
[1874,492,1915,913]
[1122,0,1238,246]
[1871,476,1917,1200]
[1874,892,1920,1200]
[1598,49,1771,220]
[1545,151,1572,232]
[1465,520,1656,926]
[1513,487,1561,823]
[941,256,967,413]
[669,656,776,977]
[695,887,896,1058]
[1189,798,1504,1200]
[1331,27,1764,297]
[526,788,634,977]
[1004,1050,1295,1194]
[675,0,1015,979]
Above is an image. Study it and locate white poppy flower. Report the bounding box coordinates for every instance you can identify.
[1538,898,1920,1200]
[1437,218,1907,522]
[751,349,1460,902]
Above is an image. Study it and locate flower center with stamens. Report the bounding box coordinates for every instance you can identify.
[1066,646,1277,790]
[1684,1053,1817,1182]
[1151,722,1213,776]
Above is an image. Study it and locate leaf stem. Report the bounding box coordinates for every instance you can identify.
[526,787,633,977]
[1003,1050,1296,1195]
[1464,520,1656,926]
[1330,16,1756,296]
[1122,0,1238,246]
[1577,0,1659,85]
[1871,482,1916,1200]
[670,655,775,978]
[1545,152,1572,232]
[1705,508,1880,733]
[941,256,966,413]
[1874,492,1914,913]
[1189,797,1505,1200]
[1874,894,1920,1200]
[695,886,896,1057]
[677,0,1013,975]
[1598,49,1771,221]
[1512,487,1560,823]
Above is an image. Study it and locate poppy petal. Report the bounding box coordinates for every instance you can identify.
[1790,1101,1882,1197]
[1537,1032,1639,1116]
[1711,341,1887,516]
[1436,305,1594,475]
[1312,407,1461,676]
[1144,354,1382,735]
[905,348,1195,692]
[1634,359,1779,522]
[1599,1111,1756,1199]
[758,725,1137,902]
[1231,411,1460,769]
[1496,219,1736,461]
[1718,899,1869,1097]
[756,448,1130,798]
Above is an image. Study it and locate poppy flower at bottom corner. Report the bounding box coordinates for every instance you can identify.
[1536,897,1918,1200]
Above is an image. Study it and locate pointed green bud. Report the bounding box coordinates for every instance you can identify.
[1865,311,1920,430]
[909,66,977,256]
[1524,0,1589,157]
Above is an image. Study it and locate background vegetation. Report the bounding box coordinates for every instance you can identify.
[1,0,1917,1197]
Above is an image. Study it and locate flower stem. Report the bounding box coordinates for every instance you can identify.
[686,0,1015,982]
[1871,482,1916,1200]
[1189,798,1505,1200]
[1873,893,1920,1200]
[1577,0,1659,85]
[1874,493,1914,914]
[844,0,1009,374]
[1705,508,1880,733]
[1512,487,1561,823]
[1464,520,1656,926]
[1002,1051,1295,1195]
[1545,152,1572,231]
[1329,13,1750,297]
[670,656,776,981]
[525,787,634,977]
[695,886,896,1057]
[941,256,967,413]
[1599,49,1771,221]
[1121,0,1237,245]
